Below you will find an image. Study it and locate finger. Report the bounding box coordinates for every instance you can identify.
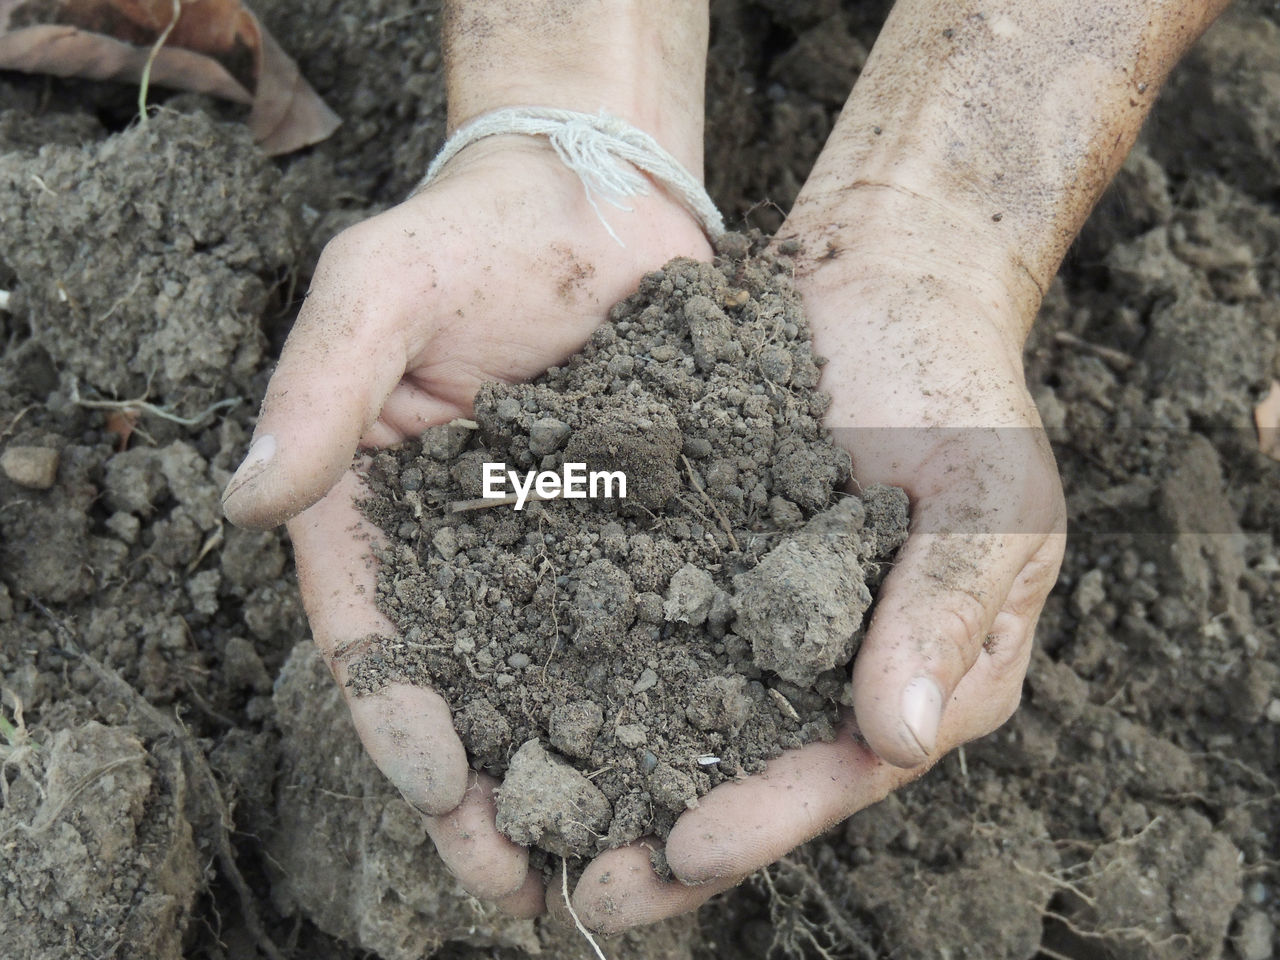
[666,727,911,886]
[493,869,546,919]
[666,629,1034,892]
[544,861,574,927]
[289,472,469,814]
[852,432,1064,767]
[423,773,531,901]
[359,418,405,449]
[376,377,462,438]
[852,524,1031,767]
[222,229,454,529]
[569,843,742,936]
[968,536,1064,729]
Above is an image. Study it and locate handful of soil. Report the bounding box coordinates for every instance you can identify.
[353,239,909,858]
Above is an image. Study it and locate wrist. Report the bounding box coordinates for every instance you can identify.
[443,1,708,175]
[784,181,1040,351]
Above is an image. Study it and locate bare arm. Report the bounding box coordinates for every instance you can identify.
[443,0,708,171]
[788,0,1232,328]
[570,0,1233,933]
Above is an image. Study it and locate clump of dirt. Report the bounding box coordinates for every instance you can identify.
[0,721,198,960]
[351,243,908,855]
[0,110,297,418]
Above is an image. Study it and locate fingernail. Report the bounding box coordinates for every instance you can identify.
[901,676,942,758]
[221,434,275,505]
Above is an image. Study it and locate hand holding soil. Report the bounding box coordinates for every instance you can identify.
[217,0,1236,940]
[224,139,712,914]
[556,235,1068,932]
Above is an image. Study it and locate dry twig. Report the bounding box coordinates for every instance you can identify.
[561,859,609,960]
[680,454,740,552]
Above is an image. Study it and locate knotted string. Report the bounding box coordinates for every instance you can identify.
[417,107,724,245]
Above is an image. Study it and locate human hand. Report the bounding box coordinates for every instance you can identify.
[219,0,713,916]
[225,139,711,912]
[556,0,1234,930]
[555,204,1066,931]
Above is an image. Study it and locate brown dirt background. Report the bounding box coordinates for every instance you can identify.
[0,1,1277,958]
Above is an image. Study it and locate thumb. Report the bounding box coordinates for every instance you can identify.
[221,253,416,529]
[852,523,1029,767]
[850,432,1063,767]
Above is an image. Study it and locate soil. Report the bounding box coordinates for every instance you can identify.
[1,1,1278,960]
[350,248,908,855]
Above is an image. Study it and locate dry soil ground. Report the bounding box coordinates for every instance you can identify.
[1,2,1278,959]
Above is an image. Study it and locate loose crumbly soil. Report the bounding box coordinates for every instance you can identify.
[350,248,908,855]
[1,2,1278,959]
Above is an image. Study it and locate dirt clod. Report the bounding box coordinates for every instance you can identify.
[734,491,906,686]
[0,444,59,489]
[495,739,613,858]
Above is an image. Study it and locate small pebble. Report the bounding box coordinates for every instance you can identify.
[615,723,648,748]
[495,397,522,421]
[1265,699,1280,724]
[432,527,459,560]
[607,355,635,378]
[1070,569,1106,618]
[632,667,659,694]
[453,636,475,655]
[634,592,664,624]
[663,565,716,626]
[1,445,59,489]
[1234,911,1274,960]
[682,437,713,459]
[528,418,571,456]
[897,824,920,853]
[105,511,141,544]
[506,652,531,670]
[714,232,751,259]
[649,344,680,362]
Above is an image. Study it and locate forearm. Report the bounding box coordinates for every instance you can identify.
[788,0,1230,336]
[443,0,709,173]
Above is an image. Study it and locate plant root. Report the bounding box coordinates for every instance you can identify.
[29,598,287,960]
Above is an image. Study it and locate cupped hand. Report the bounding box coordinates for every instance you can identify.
[561,219,1066,933]
[223,138,711,912]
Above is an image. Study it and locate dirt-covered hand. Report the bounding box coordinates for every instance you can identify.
[556,243,1067,932]
[222,140,707,528]
[556,0,1232,930]
[231,140,710,911]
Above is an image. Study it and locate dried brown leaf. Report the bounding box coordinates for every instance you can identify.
[0,0,338,154]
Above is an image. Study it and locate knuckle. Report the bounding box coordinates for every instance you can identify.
[940,586,990,649]
[392,767,464,816]
[324,219,378,259]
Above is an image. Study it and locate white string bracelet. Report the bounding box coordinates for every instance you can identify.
[415,107,724,245]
